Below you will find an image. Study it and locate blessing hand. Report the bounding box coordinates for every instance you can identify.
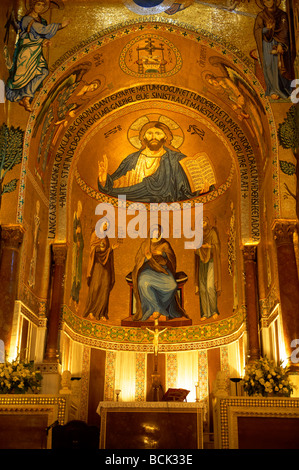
[98,154,108,185]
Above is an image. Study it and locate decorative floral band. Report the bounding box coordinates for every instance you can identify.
[62,305,245,352]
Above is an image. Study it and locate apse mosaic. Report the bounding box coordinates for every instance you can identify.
[0,0,296,347]
[119,34,183,78]
[11,18,279,334]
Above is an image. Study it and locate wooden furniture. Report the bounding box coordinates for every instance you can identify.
[97,401,204,449]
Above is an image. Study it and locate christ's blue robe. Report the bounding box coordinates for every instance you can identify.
[98,148,208,203]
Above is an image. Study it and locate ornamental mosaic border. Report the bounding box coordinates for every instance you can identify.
[72,96,236,209]
[0,395,68,424]
[220,345,231,395]
[198,350,208,400]
[135,352,146,401]
[17,300,47,328]
[62,305,246,352]
[166,353,177,389]
[18,18,279,225]
[259,283,280,320]
[75,164,235,209]
[165,351,209,401]
[99,400,205,409]
[104,350,116,401]
[79,345,90,422]
[218,396,299,449]
[49,17,254,73]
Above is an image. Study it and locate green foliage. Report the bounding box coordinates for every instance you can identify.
[279,160,296,176]
[2,178,18,194]
[0,359,43,394]
[0,124,24,204]
[0,123,24,175]
[277,105,299,152]
[241,356,294,397]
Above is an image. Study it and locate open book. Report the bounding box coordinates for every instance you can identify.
[179,152,216,193]
[162,388,190,402]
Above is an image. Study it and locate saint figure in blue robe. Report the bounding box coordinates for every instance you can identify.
[131,225,189,321]
[254,0,294,100]
[195,217,221,320]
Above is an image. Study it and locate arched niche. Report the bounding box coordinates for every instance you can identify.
[17,18,279,329]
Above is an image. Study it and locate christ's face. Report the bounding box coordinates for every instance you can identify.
[144,127,167,151]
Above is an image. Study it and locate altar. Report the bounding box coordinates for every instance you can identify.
[97,401,204,449]
[213,396,299,449]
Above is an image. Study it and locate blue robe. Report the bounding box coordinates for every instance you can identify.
[138,262,182,321]
[254,6,294,100]
[6,15,61,103]
[98,147,207,203]
[195,226,221,319]
[132,237,189,321]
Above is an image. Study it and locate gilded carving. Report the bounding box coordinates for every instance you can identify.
[0,224,25,249]
[242,244,257,262]
[52,243,67,266]
[273,220,297,246]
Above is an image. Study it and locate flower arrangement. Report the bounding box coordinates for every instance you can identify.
[241,356,294,397]
[0,359,42,394]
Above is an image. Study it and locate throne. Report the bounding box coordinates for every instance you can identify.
[121,271,192,326]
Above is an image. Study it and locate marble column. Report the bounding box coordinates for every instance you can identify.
[44,243,67,363]
[243,245,260,363]
[0,224,25,356]
[273,221,299,372]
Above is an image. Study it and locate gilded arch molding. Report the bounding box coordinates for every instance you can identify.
[17,18,279,242]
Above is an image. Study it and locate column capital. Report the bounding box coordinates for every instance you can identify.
[0,224,25,249]
[242,244,257,262]
[272,220,297,247]
[51,243,67,266]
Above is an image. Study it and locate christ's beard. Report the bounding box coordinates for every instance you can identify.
[144,137,166,151]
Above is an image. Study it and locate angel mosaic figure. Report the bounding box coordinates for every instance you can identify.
[5,0,69,112]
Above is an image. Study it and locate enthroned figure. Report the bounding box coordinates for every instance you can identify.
[98,120,214,203]
[131,224,189,322]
